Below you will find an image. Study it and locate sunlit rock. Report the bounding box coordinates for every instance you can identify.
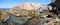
[9,3,43,25]
[0,10,9,22]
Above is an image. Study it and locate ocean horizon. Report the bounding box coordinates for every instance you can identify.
[0,8,10,10]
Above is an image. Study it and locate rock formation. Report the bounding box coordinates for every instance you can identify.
[0,10,9,22]
[9,3,44,25]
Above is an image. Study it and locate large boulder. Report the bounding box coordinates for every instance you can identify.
[0,10,9,22]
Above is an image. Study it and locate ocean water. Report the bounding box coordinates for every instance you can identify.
[0,8,10,10]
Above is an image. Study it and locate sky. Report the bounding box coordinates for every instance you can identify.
[0,0,52,8]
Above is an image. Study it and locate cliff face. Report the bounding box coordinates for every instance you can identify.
[52,0,56,3]
[55,0,60,10]
[50,0,60,10]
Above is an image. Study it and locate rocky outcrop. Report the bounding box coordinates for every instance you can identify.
[9,3,44,19]
[9,3,44,25]
[0,2,60,25]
